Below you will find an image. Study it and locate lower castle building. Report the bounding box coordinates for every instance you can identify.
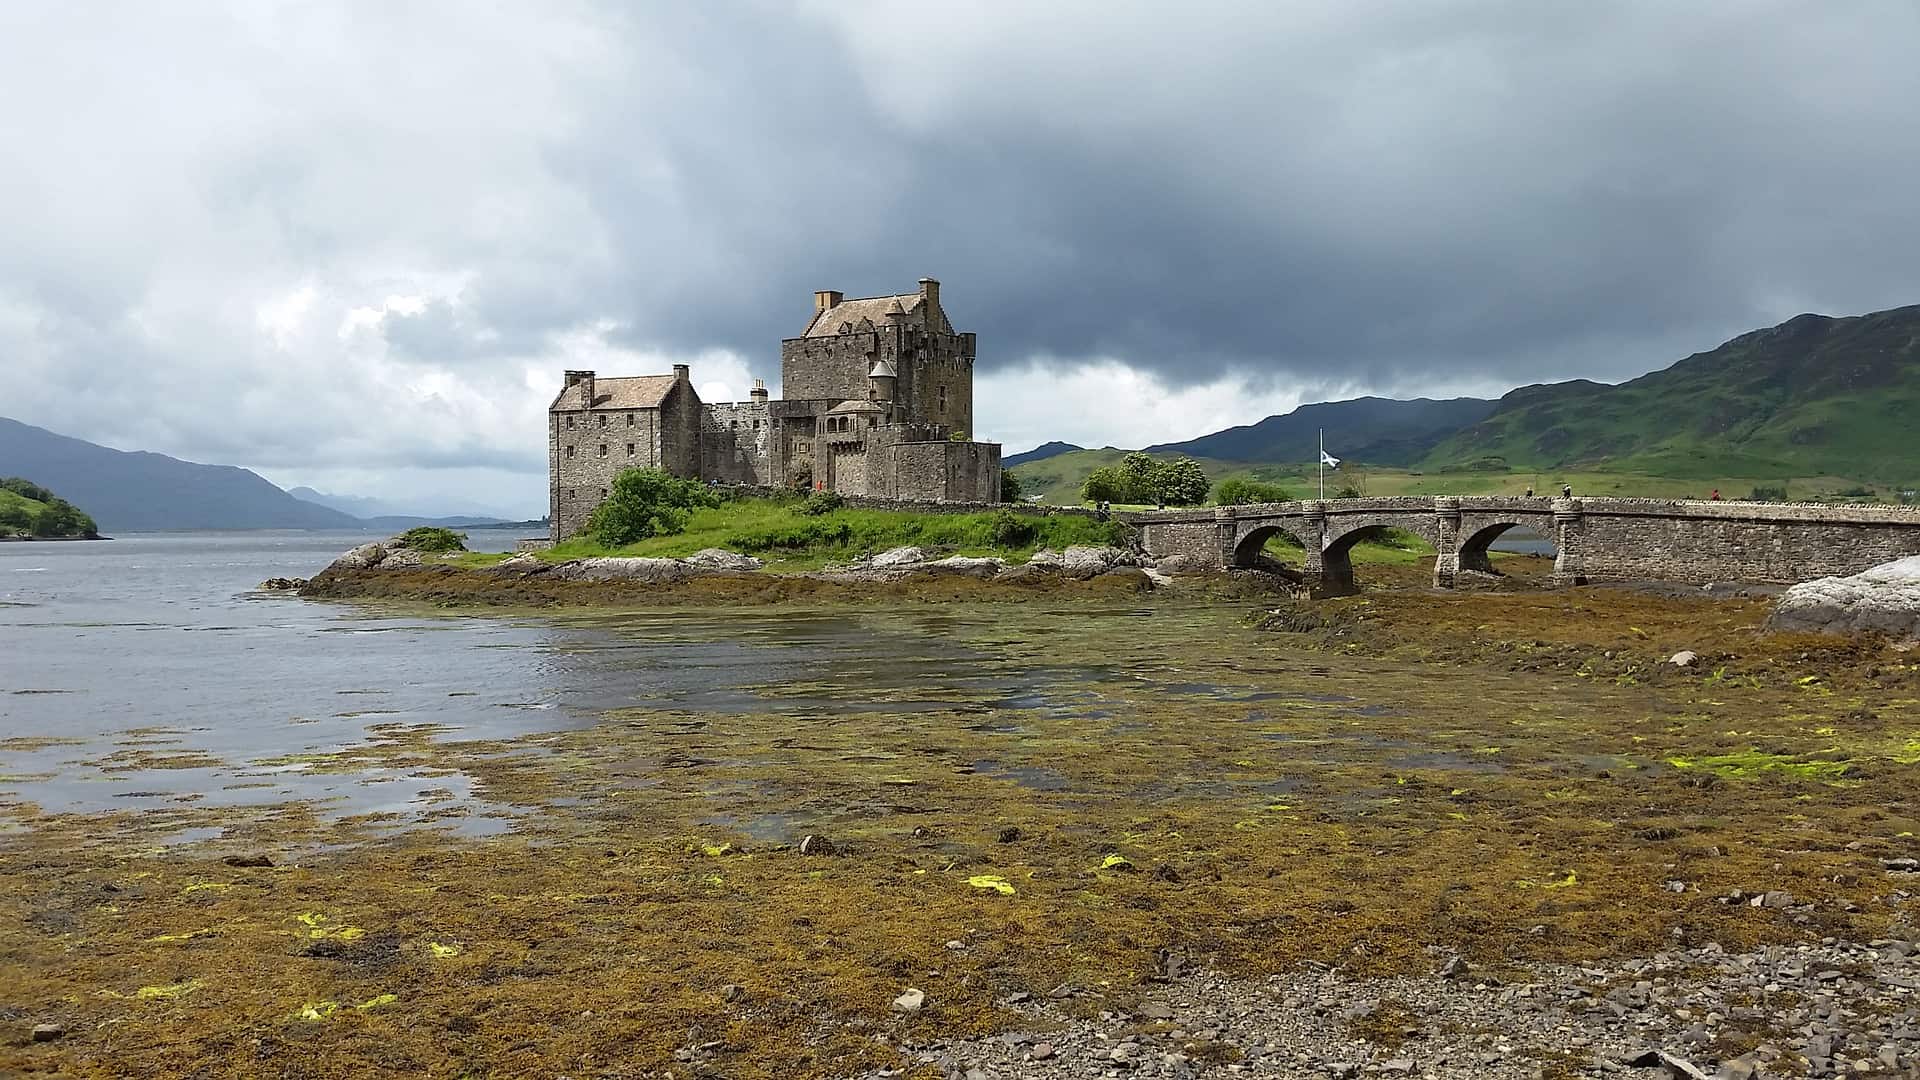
[548,278,1002,540]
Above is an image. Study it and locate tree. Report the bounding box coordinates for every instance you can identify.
[586,468,721,547]
[1000,471,1023,502]
[1080,466,1136,504]
[1158,457,1210,506]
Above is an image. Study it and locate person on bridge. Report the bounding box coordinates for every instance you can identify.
[1561,484,1572,498]
[1710,488,1722,500]
[1525,486,1534,498]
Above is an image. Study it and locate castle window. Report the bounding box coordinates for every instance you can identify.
[600,487,607,498]
[939,386,948,410]
[566,416,574,429]
[598,444,607,457]
[731,419,738,430]
[565,445,574,458]
[598,414,607,428]
[627,413,635,427]
[626,443,635,456]
[753,419,761,430]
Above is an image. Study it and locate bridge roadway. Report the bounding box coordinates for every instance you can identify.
[1126,496,1920,595]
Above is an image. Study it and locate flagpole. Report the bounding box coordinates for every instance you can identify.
[1318,428,1324,501]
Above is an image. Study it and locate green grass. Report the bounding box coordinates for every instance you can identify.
[0,488,48,536]
[1009,449,1896,508]
[464,495,1134,571]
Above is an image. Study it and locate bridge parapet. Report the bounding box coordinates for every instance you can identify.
[1128,495,1920,594]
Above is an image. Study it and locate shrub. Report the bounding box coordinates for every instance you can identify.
[1080,466,1136,504]
[798,490,844,516]
[586,468,721,547]
[987,509,1036,547]
[1157,458,1210,506]
[1213,477,1292,506]
[392,526,467,553]
[1000,471,1023,502]
[1749,484,1789,502]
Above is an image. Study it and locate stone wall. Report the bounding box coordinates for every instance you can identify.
[550,405,670,541]
[877,438,1001,503]
[701,400,777,485]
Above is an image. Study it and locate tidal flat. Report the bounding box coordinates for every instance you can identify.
[3,584,1918,1078]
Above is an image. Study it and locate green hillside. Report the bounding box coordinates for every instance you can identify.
[1424,305,1920,484]
[0,478,99,538]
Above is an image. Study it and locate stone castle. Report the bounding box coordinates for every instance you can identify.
[547,278,1002,540]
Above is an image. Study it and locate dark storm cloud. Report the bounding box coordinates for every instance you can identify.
[0,0,1916,504]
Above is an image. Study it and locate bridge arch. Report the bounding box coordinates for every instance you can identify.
[1231,523,1312,570]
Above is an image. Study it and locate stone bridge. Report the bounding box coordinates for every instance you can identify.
[1128,496,1920,595]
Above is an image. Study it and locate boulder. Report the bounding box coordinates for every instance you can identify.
[330,542,388,571]
[870,546,927,568]
[490,552,543,574]
[1669,650,1698,668]
[548,557,699,584]
[683,548,764,571]
[1770,556,1920,640]
[1060,545,1138,579]
[258,577,307,591]
[924,555,1005,578]
[1026,548,1065,569]
[379,547,425,568]
[1153,553,1208,575]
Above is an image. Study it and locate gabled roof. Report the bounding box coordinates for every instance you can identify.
[802,293,951,338]
[550,375,678,411]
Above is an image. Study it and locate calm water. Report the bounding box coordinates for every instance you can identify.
[0,530,1045,837]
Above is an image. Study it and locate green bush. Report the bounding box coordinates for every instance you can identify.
[0,478,56,503]
[1000,471,1023,502]
[987,509,1036,547]
[1212,477,1292,506]
[1749,485,1789,502]
[1079,453,1209,506]
[798,490,844,516]
[393,526,466,553]
[586,468,722,547]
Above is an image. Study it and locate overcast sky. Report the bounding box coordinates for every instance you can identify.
[3,2,1917,517]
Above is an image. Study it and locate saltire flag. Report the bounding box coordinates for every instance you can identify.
[1319,449,1341,469]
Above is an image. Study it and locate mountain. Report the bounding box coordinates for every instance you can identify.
[1423,304,1920,482]
[1003,441,1084,468]
[287,486,517,523]
[0,417,361,531]
[1146,396,1497,466]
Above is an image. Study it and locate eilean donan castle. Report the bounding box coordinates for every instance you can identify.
[547,278,1002,540]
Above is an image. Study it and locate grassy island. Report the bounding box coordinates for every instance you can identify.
[0,477,99,539]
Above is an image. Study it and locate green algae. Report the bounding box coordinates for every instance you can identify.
[1664,750,1853,781]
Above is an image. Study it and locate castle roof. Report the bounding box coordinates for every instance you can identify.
[549,374,678,411]
[868,358,898,378]
[828,399,888,414]
[802,292,950,337]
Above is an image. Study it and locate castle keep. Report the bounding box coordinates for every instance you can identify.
[548,278,1002,540]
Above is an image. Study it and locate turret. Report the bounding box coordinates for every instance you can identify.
[867,358,898,403]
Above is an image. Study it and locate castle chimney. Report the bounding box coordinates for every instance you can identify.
[917,278,939,309]
[565,369,596,409]
[814,290,844,313]
[672,363,690,383]
[750,379,768,403]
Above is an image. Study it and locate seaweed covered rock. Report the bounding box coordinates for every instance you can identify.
[331,542,388,571]
[1771,556,1920,640]
[924,555,1005,578]
[684,548,764,572]
[1059,545,1140,579]
[547,557,699,584]
[870,546,927,569]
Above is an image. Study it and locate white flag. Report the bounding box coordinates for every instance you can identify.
[1319,449,1341,469]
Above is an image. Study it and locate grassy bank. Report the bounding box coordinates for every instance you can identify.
[461,494,1134,571]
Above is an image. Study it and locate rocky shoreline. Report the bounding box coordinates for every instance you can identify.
[855,927,1920,1080]
[295,539,1269,606]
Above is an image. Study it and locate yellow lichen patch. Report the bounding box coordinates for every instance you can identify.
[134,979,206,1000]
[966,874,1016,895]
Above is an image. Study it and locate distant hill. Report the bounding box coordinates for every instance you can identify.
[1146,396,1496,466]
[1423,304,1920,482]
[1003,441,1084,468]
[0,477,99,538]
[0,417,360,531]
[287,486,517,525]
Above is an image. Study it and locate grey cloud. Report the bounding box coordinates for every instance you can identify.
[0,0,1916,501]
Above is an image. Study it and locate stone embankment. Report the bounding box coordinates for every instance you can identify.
[855,929,1920,1079]
[1771,556,1920,642]
[297,540,1230,605]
